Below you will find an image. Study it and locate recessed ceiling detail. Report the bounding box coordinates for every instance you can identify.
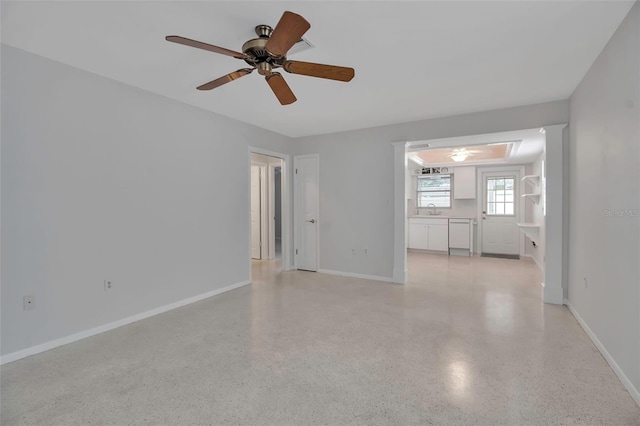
[414,144,510,165]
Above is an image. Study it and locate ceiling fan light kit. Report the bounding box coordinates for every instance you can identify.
[450,148,470,162]
[166,11,355,105]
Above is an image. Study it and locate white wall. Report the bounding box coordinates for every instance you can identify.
[567,2,639,401]
[290,100,569,279]
[1,46,291,357]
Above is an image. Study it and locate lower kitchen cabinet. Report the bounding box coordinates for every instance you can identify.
[427,224,449,251]
[408,218,449,252]
[409,223,429,249]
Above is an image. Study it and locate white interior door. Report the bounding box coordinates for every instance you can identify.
[250,165,262,259]
[294,155,319,271]
[481,171,520,256]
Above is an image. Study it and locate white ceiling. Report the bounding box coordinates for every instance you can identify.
[1,1,634,138]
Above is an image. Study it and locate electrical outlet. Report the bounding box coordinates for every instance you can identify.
[583,276,588,288]
[364,247,368,256]
[351,248,356,255]
[23,295,35,311]
[104,280,113,291]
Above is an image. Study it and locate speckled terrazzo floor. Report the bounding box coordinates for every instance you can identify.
[1,254,639,425]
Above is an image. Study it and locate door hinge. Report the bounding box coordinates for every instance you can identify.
[295,168,298,174]
[296,249,298,255]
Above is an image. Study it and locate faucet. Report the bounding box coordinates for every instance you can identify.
[426,203,437,215]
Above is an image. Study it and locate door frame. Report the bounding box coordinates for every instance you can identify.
[293,154,320,271]
[267,163,280,260]
[248,147,292,281]
[393,125,567,305]
[250,164,267,259]
[476,165,525,257]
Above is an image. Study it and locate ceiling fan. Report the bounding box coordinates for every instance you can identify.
[450,148,478,162]
[166,11,355,105]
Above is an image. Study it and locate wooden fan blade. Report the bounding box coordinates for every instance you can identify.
[265,11,310,57]
[283,60,354,82]
[265,73,297,105]
[166,35,247,60]
[197,68,254,91]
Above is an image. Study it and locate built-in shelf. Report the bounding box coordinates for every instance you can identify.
[522,193,541,204]
[517,223,540,240]
[522,175,540,190]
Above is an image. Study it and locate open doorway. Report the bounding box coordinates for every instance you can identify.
[249,149,290,283]
[401,128,548,296]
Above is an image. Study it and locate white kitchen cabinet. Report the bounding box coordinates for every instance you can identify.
[454,166,476,199]
[409,223,429,249]
[427,224,449,251]
[408,218,449,252]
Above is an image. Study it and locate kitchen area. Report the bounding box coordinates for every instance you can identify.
[404,134,546,267]
[406,164,477,257]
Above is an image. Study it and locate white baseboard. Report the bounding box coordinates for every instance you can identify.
[523,253,544,272]
[392,267,408,285]
[318,269,393,283]
[0,279,251,365]
[567,303,640,407]
[543,283,564,305]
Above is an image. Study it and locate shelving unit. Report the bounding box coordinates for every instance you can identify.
[521,175,540,187]
[517,223,540,240]
[522,193,541,204]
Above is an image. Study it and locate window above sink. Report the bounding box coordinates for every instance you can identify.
[417,174,452,208]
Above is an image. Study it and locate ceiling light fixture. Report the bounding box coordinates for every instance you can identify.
[450,148,470,162]
[409,155,424,166]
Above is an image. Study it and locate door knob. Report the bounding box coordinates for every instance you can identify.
[306,219,316,223]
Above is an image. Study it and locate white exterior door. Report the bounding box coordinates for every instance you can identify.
[250,165,262,259]
[481,171,520,256]
[294,155,319,271]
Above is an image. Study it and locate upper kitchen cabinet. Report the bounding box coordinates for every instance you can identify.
[454,166,476,199]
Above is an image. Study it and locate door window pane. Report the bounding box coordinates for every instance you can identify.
[486,176,516,216]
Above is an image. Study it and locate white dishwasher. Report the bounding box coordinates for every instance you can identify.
[448,219,472,256]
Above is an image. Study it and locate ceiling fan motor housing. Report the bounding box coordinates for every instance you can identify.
[242,25,286,67]
[257,62,273,76]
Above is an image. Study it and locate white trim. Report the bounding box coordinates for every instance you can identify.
[318,269,393,283]
[567,304,640,407]
[0,280,251,365]
[260,165,268,259]
[250,163,268,259]
[542,124,568,305]
[523,253,543,272]
[392,141,409,284]
[392,267,408,284]
[268,163,279,260]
